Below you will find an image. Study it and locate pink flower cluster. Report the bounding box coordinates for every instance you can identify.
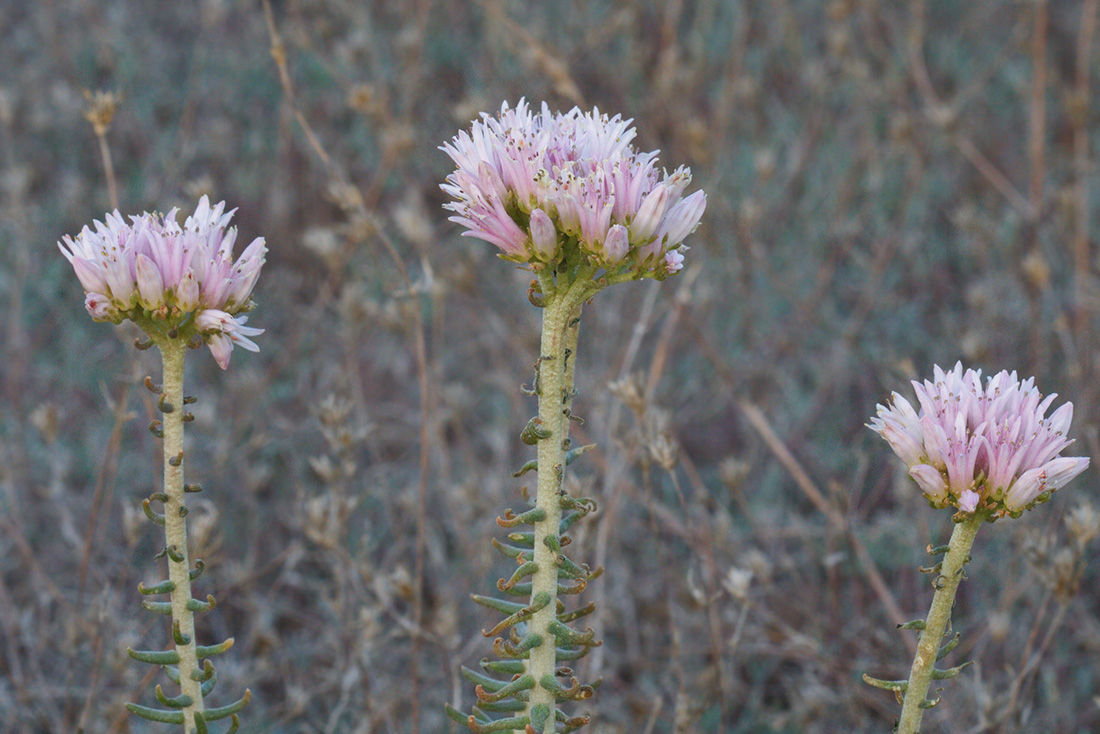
[440,100,705,277]
[870,363,1089,515]
[59,196,265,369]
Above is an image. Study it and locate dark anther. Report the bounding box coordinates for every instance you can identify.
[166,327,179,339]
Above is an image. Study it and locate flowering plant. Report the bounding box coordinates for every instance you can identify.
[440,101,704,734]
[865,363,1089,734]
[60,196,261,732]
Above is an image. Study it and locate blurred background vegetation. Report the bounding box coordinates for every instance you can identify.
[2,0,1099,731]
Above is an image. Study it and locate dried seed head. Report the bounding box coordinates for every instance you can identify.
[83,89,121,136]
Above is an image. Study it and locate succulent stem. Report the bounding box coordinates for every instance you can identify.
[524,273,589,733]
[157,339,205,730]
[896,512,983,733]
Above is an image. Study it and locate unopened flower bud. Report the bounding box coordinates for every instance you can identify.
[529,208,558,260]
[603,224,629,264]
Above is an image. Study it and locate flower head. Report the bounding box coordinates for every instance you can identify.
[440,99,705,279]
[59,195,266,369]
[869,362,1089,517]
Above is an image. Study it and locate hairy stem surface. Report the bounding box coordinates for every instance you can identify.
[897,513,983,734]
[159,340,204,730]
[526,288,572,731]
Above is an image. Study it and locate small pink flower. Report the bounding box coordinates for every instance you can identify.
[195,309,264,370]
[60,196,267,368]
[869,363,1089,516]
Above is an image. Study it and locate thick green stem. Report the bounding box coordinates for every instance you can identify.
[897,513,983,734]
[158,340,204,731]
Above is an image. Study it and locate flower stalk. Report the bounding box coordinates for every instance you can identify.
[157,338,204,730]
[896,513,983,733]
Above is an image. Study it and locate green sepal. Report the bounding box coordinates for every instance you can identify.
[192,659,216,682]
[163,666,180,684]
[474,673,534,703]
[547,620,600,648]
[558,711,592,732]
[483,592,551,637]
[142,498,166,526]
[559,494,597,514]
[555,645,593,661]
[539,673,595,701]
[154,684,192,709]
[202,689,251,721]
[149,420,164,438]
[444,703,471,726]
[188,594,217,613]
[919,695,941,709]
[861,673,907,692]
[493,632,543,658]
[475,699,527,713]
[543,534,561,554]
[189,559,206,581]
[529,703,551,731]
[481,658,525,676]
[127,647,180,665]
[496,506,546,528]
[897,619,927,630]
[197,638,234,659]
[197,712,240,734]
[461,665,509,691]
[520,416,553,445]
[471,594,526,616]
[506,531,535,546]
[513,460,538,477]
[937,633,961,661]
[931,660,973,679]
[928,544,951,555]
[491,538,533,561]
[554,553,595,581]
[497,561,539,591]
[141,600,173,615]
[125,702,185,724]
[466,714,531,733]
[557,602,596,624]
[559,511,583,534]
[564,443,596,466]
[172,619,191,645]
[138,578,176,595]
[144,376,161,392]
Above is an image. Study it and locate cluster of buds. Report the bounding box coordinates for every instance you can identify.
[869,362,1089,517]
[440,100,706,279]
[58,196,265,368]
